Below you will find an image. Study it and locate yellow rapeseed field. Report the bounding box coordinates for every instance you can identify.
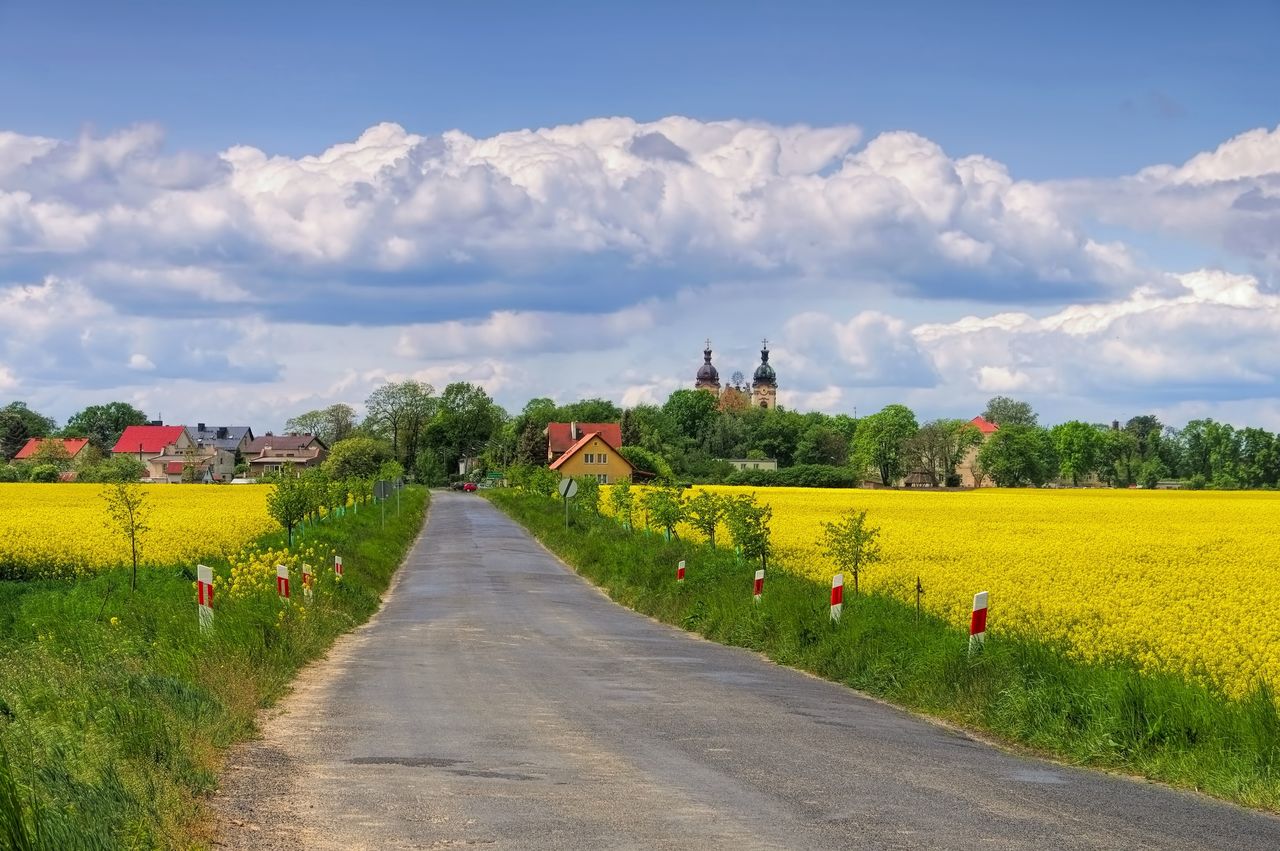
[614,486,1280,700]
[0,483,275,579]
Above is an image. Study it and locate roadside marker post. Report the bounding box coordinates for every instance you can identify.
[334,555,343,582]
[676,559,686,582]
[969,591,989,653]
[830,574,844,622]
[276,564,291,603]
[753,569,764,603]
[302,563,313,602]
[196,564,214,632]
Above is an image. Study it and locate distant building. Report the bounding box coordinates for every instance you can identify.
[957,415,999,487]
[545,421,622,464]
[190,424,255,455]
[695,339,778,410]
[724,458,778,472]
[13,437,91,462]
[110,424,235,482]
[548,430,635,484]
[243,433,329,477]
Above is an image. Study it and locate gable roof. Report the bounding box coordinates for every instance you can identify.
[970,415,999,435]
[112,425,189,455]
[545,422,622,454]
[191,425,253,451]
[14,437,90,460]
[549,432,635,472]
[244,434,327,454]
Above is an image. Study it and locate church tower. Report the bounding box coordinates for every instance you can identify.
[695,340,722,394]
[751,340,778,409]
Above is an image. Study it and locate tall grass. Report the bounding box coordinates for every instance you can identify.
[488,489,1280,812]
[0,488,428,849]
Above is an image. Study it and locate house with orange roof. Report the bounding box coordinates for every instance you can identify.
[13,437,91,462]
[544,421,623,464]
[547,428,634,484]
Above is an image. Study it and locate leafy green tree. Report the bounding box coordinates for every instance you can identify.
[1099,428,1140,486]
[1137,458,1168,489]
[982,396,1038,428]
[1050,421,1103,486]
[821,508,882,595]
[609,480,635,529]
[685,491,726,548]
[724,493,772,570]
[61,402,146,453]
[619,445,675,482]
[555,398,622,423]
[0,402,57,459]
[365,380,437,464]
[29,464,59,483]
[1238,427,1280,488]
[286,403,359,446]
[851,404,918,485]
[267,466,312,546]
[426,382,504,475]
[908,419,981,486]
[101,480,149,591]
[641,485,685,539]
[28,440,73,471]
[324,436,392,480]
[515,419,549,465]
[662,390,719,443]
[978,424,1058,487]
[572,474,601,514]
[795,423,850,466]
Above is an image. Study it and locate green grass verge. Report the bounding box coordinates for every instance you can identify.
[0,487,429,850]
[487,489,1280,813]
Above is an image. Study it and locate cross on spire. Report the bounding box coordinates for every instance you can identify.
[761,337,769,350]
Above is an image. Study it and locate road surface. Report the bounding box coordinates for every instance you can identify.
[214,490,1280,849]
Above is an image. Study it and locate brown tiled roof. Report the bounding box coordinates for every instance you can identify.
[244,434,326,454]
[546,422,621,454]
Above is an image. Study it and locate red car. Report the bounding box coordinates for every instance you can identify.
[462,482,478,492]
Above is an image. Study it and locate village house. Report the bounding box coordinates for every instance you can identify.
[957,415,999,487]
[724,458,779,472]
[548,429,635,484]
[544,421,623,464]
[110,424,235,483]
[243,433,329,477]
[13,437,91,463]
[190,424,255,456]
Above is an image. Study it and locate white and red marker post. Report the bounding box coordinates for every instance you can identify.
[830,573,844,622]
[334,554,344,582]
[753,569,764,603]
[302,563,313,602]
[196,564,214,632]
[969,591,989,653]
[276,564,291,603]
[676,559,686,582]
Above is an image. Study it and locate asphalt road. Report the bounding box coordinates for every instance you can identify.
[214,490,1280,850]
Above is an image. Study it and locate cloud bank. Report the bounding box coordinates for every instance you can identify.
[1,116,1277,428]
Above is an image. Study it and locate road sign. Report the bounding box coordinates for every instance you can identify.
[558,478,579,499]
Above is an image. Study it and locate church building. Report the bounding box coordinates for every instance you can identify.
[695,340,778,410]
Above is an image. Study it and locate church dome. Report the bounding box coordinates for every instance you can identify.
[696,343,720,384]
[753,344,776,385]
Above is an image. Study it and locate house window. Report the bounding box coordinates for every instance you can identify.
[584,453,594,464]
[596,474,608,483]
[599,453,607,464]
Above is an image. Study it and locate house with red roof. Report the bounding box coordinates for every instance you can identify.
[109,424,234,483]
[548,429,635,484]
[958,415,1000,487]
[13,437,91,462]
[544,422,622,464]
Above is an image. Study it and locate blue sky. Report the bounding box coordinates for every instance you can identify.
[1,1,1279,430]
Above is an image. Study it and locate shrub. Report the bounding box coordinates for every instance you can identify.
[29,464,59,483]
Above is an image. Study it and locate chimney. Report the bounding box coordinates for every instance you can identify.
[1112,420,1120,431]
[198,423,206,433]
[571,421,579,440]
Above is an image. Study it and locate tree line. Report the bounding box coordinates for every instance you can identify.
[7,386,1279,489]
